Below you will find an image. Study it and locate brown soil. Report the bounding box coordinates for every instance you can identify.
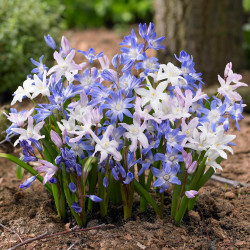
[0,28,250,249]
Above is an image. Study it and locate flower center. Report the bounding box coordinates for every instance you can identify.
[130,126,138,135]
[115,104,122,111]
[163,174,170,181]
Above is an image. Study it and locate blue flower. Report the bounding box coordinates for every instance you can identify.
[138,22,165,50]
[120,37,144,61]
[66,136,93,159]
[44,34,56,50]
[123,172,134,184]
[89,85,110,107]
[165,128,185,152]
[151,163,181,193]
[154,149,183,167]
[57,148,82,176]
[19,140,37,162]
[34,104,56,122]
[138,150,153,176]
[135,53,159,76]
[199,100,227,132]
[72,202,82,213]
[101,69,117,83]
[127,151,141,169]
[103,176,109,188]
[69,182,77,193]
[78,48,103,64]
[119,29,138,46]
[19,176,36,190]
[175,51,203,89]
[118,73,143,93]
[101,90,134,124]
[228,100,244,131]
[89,195,103,202]
[30,55,48,78]
[74,68,100,93]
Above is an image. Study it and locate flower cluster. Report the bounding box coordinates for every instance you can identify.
[1,23,247,225]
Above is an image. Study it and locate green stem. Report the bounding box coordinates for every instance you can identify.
[52,183,62,219]
[87,161,98,212]
[136,147,147,212]
[175,172,188,216]
[171,163,185,218]
[174,154,207,223]
[62,164,82,227]
[77,175,86,225]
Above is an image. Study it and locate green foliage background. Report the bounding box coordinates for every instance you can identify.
[0,0,64,94]
[59,0,153,28]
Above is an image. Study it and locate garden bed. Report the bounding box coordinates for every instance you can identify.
[0,28,249,249]
[0,114,249,249]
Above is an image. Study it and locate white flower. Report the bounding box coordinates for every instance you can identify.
[29,71,51,99]
[57,118,77,134]
[157,63,187,86]
[205,151,222,171]
[179,117,199,147]
[68,113,93,143]
[11,78,33,105]
[206,127,236,159]
[90,125,122,163]
[11,116,45,146]
[135,77,168,112]
[120,113,149,152]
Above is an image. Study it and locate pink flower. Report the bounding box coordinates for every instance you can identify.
[47,50,83,82]
[37,160,58,185]
[185,190,198,199]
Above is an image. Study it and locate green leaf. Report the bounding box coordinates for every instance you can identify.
[84,157,97,173]
[0,153,52,194]
[16,164,24,180]
[134,179,160,215]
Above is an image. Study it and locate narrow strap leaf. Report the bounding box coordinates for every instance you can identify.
[0,153,52,194]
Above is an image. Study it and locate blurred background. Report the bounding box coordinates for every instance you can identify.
[0,0,249,104]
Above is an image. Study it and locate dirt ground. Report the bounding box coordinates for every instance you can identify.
[0,28,249,249]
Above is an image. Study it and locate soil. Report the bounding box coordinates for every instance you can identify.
[0,28,250,249]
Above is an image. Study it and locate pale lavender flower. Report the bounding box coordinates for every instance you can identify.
[50,130,63,147]
[4,108,33,127]
[12,116,45,146]
[36,159,58,185]
[185,190,198,199]
[47,50,83,82]
[120,113,149,152]
[60,36,71,56]
[90,125,122,163]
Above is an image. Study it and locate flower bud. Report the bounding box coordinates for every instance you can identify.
[72,202,82,213]
[103,176,109,188]
[19,176,36,190]
[123,172,134,185]
[44,34,56,50]
[187,161,197,174]
[61,36,71,56]
[50,130,63,148]
[69,182,77,193]
[185,190,198,199]
[91,108,103,124]
[224,62,232,78]
[89,195,103,202]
